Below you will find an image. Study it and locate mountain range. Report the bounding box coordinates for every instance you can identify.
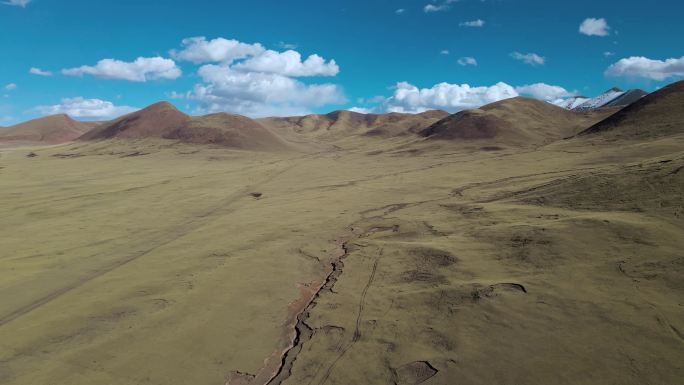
[1,81,681,150]
[418,96,615,145]
[579,80,684,138]
[79,101,289,151]
[554,87,649,111]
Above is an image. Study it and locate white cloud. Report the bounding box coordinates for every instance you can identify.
[187,64,346,117]
[232,50,339,77]
[171,37,265,64]
[29,67,53,76]
[168,91,186,99]
[424,0,460,13]
[2,0,30,7]
[381,81,518,113]
[605,56,684,81]
[579,18,610,37]
[4,83,17,91]
[510,51,546,66]
[440,50,450,55]
[62,57,181,82]
[172,37,338,76]
[424,4,449,12]
[603,51,615,58]
[395,8,405,14]
[457,57,478,66]
[460,19,485,27]
[173,37,345,116]
[515,83,572,101]
[35,97,138,119]
[348,107,373,114]
[277,41,298,50]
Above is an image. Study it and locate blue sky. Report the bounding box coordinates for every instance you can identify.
[1,0,683,124]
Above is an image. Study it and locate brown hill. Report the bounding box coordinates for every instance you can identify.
[365,110,451,137]
[258,110,449,139]
[578,80,684,138]
[170,113,288,150]
[0,114,98,144]
[80,102,288,150]
[79,101,189,140]
[420,97,616,145]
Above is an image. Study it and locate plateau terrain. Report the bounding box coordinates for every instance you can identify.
[0,81,682,385]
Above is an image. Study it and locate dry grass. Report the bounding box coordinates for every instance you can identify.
[0,102,683,385]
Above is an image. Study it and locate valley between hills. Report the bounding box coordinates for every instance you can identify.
[0,81,683,385]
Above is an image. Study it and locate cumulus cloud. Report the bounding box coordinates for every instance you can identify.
[171,37,338,76]
[187,64,346,117]
[171,37,265,64]
[348,107,373,114]
[62,57,181,82]
[460,19,485,27]
[380,81,518,113]
[29,67,53,76]
[2,0,31,7]
[4,83,17,91]
[579,18,610,36]
[457,57,478,66]
[510,51,546,66]
[35,97,138,119]
[605,56,684,80]
[424,4,449,12]
[173,37,345,116]
[232,50,339,77]
[515,83,572,100]
[395,8,405,14]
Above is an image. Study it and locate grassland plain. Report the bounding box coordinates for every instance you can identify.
[1,129,683,385]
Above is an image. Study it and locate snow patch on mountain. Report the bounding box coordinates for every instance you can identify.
[573,88,625,110]
[553,87,647,111]
[553,96,589,109]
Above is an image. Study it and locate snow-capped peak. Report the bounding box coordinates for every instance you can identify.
[573,88,625,111]
[553,96,589,109]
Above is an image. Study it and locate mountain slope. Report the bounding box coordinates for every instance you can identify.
[79,102,190,140]
[573,87,625,111]
[171,113,288,150]
[80,102,289,150]
[554,96,589,110]
[603,89,648,108]
[420,97,615,145]
[0,114,98,144]
[578,80,684,138]
[366,110,451,137]
[258,109,449,139]
[555,88,648,111]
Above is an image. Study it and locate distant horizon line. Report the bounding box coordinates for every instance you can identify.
[4,82,665,127]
